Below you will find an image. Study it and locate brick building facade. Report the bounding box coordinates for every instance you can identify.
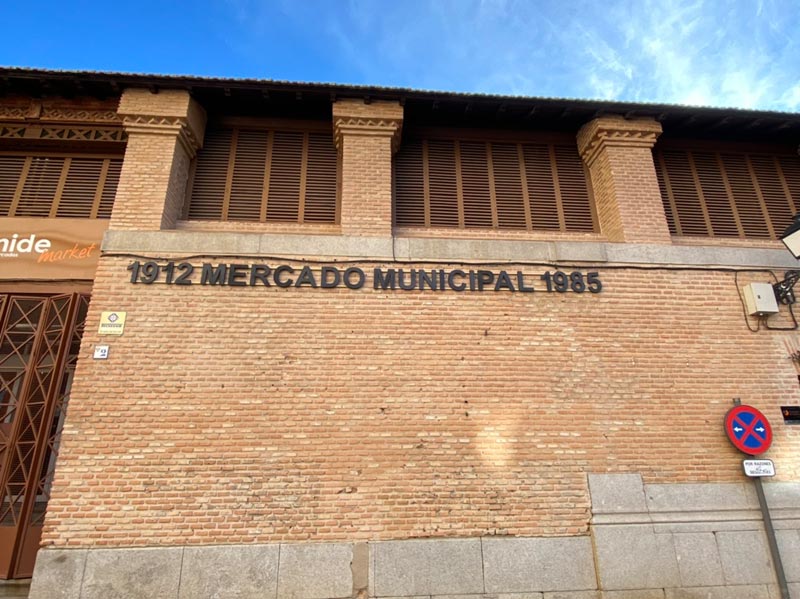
[0,68,799,598]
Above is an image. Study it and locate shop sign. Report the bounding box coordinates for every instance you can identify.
[0,217,107,280]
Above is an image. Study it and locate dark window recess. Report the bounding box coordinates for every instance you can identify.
[394,138,595,232]
[186,127,338,224]
[0,154,121,218]
[654,147,800,239]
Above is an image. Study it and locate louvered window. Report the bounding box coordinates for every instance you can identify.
[186,125,338,224]
[394,137,595,232]
[654,145,800,239]
[0,154,122,218]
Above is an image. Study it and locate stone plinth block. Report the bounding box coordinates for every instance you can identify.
[373,538,484,597]
[483,537,596,593]
[80,547,182,599]
[277,542,353,599]
[28,549,87,599]
[179,544,279,599]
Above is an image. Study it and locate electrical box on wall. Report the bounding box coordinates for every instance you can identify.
[743,283,779,315]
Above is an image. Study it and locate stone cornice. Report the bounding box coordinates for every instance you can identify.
[101,230,798,270]
[333,116,403,152]
[577,117,662,168]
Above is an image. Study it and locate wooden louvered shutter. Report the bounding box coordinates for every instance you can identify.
[751,155,794,235]
[778,157,800,211]
[722,153,770,238]
[96,160,122,218]
[492,143,527,229]
[16,157,64,217]
[0,156,25,216]
[187,129,231,220]
[394,136,595,232]
[228,129,268,221]
[187,126,337,224]
[0,154,122,219]
[428,140,459,227]
[554,145,595,232]
[394,140,425,226]
[58,158,104,218]
[267,131,302,222]
[460,141,493,227]
[523,144,559,230]
[692,152,739,237]
[654,146,800,240]
[656,150,708,236]
[304,133,338,223]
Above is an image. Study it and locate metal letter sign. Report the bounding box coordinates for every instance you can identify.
[724,405,773,455]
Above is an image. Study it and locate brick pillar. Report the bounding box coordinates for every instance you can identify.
[333,99,403,236]
[112,88,206,230]
[577,116,670,243]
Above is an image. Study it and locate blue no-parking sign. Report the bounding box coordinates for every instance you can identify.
[724,405,773,455]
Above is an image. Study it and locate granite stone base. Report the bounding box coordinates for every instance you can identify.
[28,478,800,599]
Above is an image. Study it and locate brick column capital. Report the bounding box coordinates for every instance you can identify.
[118,88,206,159]
[332,99,403,153]
[577,116,662,168]
[112,88,207,230]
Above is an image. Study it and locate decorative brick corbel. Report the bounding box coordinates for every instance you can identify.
[332,100,404,153]
[577,116,662,168]
[117,90,206,158]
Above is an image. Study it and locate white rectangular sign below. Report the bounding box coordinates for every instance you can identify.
[743,459,775,477]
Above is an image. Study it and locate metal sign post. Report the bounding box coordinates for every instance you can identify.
[726,399,788,599]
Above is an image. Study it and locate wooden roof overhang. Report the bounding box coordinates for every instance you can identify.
[1,67,799,145]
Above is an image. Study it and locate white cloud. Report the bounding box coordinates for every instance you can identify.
[220,0,800,111]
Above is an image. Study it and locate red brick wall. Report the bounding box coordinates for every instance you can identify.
[41,259,800,548]
[30,89,800,553]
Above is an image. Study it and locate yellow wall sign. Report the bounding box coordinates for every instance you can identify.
[98,311,127,336]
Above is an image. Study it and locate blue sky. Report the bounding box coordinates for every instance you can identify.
[2,0,799,111]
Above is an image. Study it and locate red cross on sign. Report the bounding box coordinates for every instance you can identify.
[724,405,773,456]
